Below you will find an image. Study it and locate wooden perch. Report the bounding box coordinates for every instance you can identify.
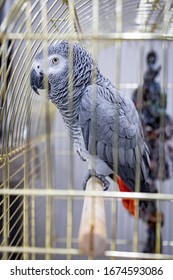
[78,177,107,256]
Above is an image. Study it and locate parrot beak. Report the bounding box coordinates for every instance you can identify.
[31,85,40,95]
[30,68,44,95]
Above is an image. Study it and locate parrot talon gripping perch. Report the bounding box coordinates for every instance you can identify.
[83,169,110,191]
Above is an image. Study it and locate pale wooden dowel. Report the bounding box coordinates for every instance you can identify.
[78,176,107,256]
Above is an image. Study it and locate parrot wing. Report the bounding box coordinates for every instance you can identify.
[79,84,150,192]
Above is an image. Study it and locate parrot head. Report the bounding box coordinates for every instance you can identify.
[30,41,94,100]
[30,41,69,96]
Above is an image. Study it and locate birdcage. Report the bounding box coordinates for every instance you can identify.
[0,0,173,260]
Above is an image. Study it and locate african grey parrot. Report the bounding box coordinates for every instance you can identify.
[30,41,156,221]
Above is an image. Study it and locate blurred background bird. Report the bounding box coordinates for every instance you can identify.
[132,50,173,253]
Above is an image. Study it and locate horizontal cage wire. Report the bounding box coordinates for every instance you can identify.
[0,0,173,260]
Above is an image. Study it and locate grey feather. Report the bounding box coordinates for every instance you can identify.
[79,85,149,191]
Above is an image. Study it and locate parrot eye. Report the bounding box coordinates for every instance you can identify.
[52,57,59,64]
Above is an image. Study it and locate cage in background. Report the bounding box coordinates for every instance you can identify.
[0,0,173,260]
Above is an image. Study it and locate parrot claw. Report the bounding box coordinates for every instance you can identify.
[83,169,110,191]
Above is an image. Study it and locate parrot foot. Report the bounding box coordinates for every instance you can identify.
[83,169,110,191]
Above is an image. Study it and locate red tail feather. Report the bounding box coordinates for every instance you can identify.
[117,176,136,216]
